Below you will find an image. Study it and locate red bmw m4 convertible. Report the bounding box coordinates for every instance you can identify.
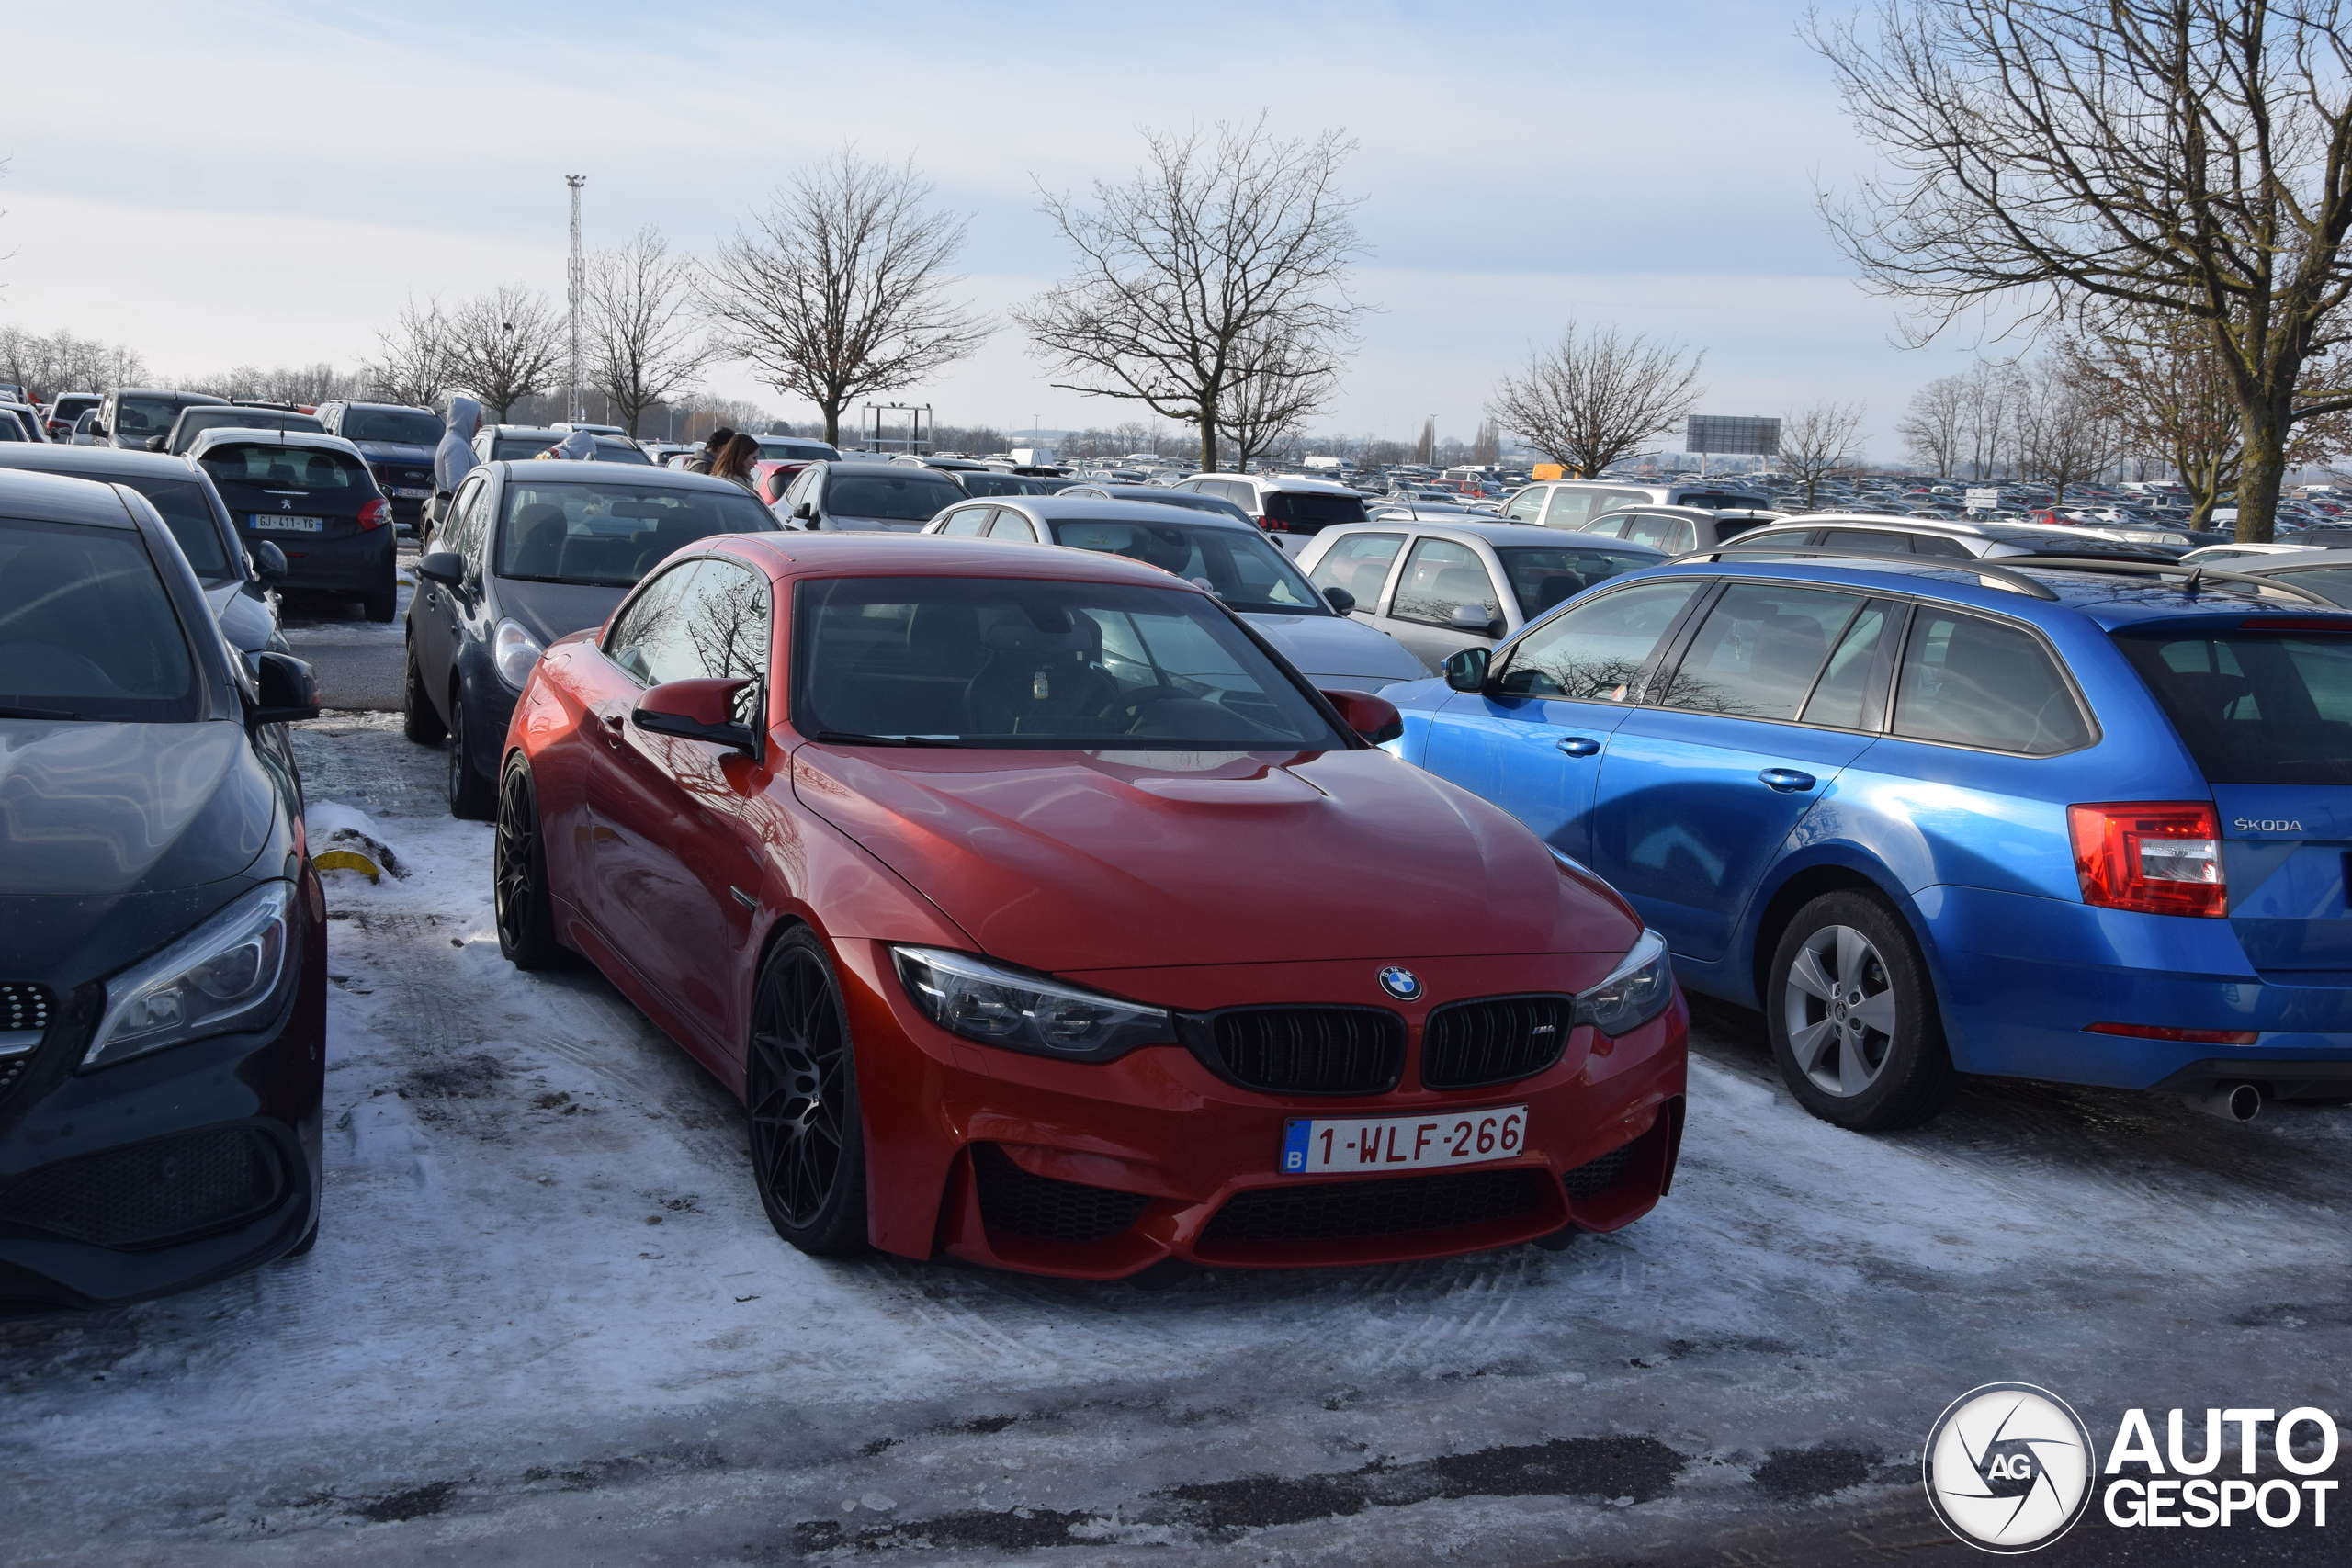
[492,534,1686,1278]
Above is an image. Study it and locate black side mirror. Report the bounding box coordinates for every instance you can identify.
[792,501,815,522]
[87,421,108,440]
[416,550,464,586]
[1442,647,1491,693]
[248,650,321,728]
[1322,585,1357,615]
[250,539,288,584]
[633,677,763,759]
[145,434,168,452]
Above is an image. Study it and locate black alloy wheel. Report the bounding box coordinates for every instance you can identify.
[746,930,867,1255]
[1766,890,1954,1131]
[493,758,565,969]
[446,687,495,820]
[402,641,447,744]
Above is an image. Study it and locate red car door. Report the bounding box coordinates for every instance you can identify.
[577,557,774,1066]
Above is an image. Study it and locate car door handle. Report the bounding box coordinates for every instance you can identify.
[1555,737,1600,757]
[1758,768,1816,793]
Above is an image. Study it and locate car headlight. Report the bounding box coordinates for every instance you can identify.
[493,617,545,690]
[1572,929,1674,1038]
[85,882,300,1070]
[890,946,1173,1061]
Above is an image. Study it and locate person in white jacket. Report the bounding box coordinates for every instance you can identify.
[424,396,482,544]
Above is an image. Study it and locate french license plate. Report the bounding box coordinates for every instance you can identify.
[252,514,324,532]
[393,487,432,499]
[1283,1105,1527,1175]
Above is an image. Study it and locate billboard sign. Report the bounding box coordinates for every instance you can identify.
[1687,415,1780,457]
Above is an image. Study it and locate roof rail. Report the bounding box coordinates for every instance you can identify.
[1995,556,2341,607]
[1664,544,2060,601]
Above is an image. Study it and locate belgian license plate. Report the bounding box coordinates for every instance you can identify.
[253,513,324,532]
[1283,1105,1527,1175]
[393,486,431,499]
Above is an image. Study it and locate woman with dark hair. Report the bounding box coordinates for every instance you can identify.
[709,432,763,493]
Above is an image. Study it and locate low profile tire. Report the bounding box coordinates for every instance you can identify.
[746,930,868,1256]
[1766,890,1954,1131]
[362,590,397,624]
[446,691,496,820]
[493,758,565,970]
[402,644,447,744]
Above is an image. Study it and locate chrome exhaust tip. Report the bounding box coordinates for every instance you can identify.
[2184,1081,2265,1123]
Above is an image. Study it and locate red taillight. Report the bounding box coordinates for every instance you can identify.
[2086,1021,2259,1045]
[1255,514,1275,530]
[357,498,391,531]
[2067,802,2226,918]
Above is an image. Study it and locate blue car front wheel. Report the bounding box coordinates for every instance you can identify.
[1767,891,1954,1131]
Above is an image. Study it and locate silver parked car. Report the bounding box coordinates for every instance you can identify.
[1720,513,2191,562]
[920,494,1426,692]
[1293,519,1668,671]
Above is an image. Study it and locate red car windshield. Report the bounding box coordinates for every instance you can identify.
[792,575,1347,749]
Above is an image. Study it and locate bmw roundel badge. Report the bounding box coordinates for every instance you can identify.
[1376,966,1422,1001]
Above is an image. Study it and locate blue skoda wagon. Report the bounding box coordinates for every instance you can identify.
[1385,550,2352,1129]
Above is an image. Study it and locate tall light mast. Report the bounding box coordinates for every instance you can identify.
[565,175,587,424]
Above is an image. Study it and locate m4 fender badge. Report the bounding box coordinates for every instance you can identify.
[1377,966,1422,1001]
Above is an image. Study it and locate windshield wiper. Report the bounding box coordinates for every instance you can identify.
[0,704,80,720]
[808,729,971,747]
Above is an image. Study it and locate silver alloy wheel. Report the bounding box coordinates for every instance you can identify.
[1782,924,1898,1097]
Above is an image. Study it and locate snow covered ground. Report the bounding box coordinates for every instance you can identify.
[4,714,2348,1566]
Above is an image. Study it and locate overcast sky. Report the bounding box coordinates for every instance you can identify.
[1,0,1988,456]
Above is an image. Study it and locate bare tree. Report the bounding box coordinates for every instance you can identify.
[702,150,987,447]
[1779,402,1869,508]
[586,226,714,436]
[0,324,147,402]
[1218,327,1340,471]
[2011,362,2123,503]
[1414,417,1435,465]
[2062,302,2352,525]
[444,286,565,422]
[1897,373,1967,476]
[365,295,456,410]
[1487,321,1705,479]
[1016,117,1367,474]
[1809,1,2352,540]
[1470,417,1502,467]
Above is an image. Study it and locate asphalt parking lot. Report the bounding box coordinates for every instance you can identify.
[3,685,2346,1565]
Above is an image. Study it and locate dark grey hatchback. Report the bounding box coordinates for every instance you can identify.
[405,461,781,818]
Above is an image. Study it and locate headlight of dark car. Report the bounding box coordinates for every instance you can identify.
[1572,929,1674,1038]
[84,882,300,1070]
[891,945,1173,1061]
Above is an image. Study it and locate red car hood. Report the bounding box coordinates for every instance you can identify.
[790,744,1634,973]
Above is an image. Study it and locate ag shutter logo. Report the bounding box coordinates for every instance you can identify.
[1375,966,1420,1000]
[1925,1389,2343,1545]
[1923,1383,2097,1552]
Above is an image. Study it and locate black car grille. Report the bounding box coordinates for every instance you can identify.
[0,1128,284,1249]
[0,982,54,1102]
[1195,1007,1405,1095]
[971,1143,1148,1244]
[1203,1167,1548,1245]
[1564,1141,1639,1200]
[1421,995,1576,1089]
